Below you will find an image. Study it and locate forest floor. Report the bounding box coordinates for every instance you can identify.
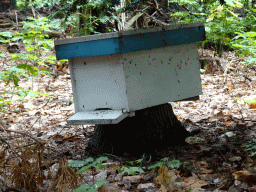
[0,26,256,191]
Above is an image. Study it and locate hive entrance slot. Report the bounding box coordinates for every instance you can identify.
[95,108,112,111]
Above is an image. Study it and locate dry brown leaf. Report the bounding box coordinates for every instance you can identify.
[60,135,79,144]
[249,103,256,109]
[155,165,173,189]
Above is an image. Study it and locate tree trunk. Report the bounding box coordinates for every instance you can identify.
[84,103,191,158]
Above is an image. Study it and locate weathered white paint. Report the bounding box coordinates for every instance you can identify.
[67,42,202,125]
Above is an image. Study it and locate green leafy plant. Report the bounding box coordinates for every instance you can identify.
[68,156,108,192]
[0,16,67,111]
[10,16,67,85]
[0,31,22,44]
[242,138,256,151]
[231,31,256,68]
[170,0,205,24]
[148,157,181,172]
[0,64,49,111]
[114,156,181,176]
[115,158,145,176]
[204,0,244,57]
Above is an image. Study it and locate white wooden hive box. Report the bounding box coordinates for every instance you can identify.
[54,22,205,125]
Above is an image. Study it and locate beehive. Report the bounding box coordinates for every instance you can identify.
[54,22,205,125]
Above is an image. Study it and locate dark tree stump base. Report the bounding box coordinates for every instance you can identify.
[84,103,190,159]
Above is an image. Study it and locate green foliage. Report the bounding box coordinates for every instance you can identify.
[0,16,67,111]
[13,16,67,68]
[0,66,28,86]
[114,157,181,176]
[235,97,256,104]
[0,31,23,44]
[170,0,205,23]
[231,31,256,68]
[200,69,206,73]
[242,138,256,151]
[45,0,123,36]
[68,157,108,192]
[117,166,145,175]
[68,156,182,191]
[204,1,245,57]
[68,156,108,174]
[73,180,107,192]
[148,157,181,171]
[114,157,146,175]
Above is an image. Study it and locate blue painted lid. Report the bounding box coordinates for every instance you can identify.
[54,22,205,60]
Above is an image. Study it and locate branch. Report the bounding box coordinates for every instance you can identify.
[142,11,169,26]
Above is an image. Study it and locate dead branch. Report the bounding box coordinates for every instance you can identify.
[141,11,169,26]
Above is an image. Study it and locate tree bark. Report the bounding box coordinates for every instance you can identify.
[84,103,191,158]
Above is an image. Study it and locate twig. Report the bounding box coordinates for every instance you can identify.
[142,11,169,26]
[101,153,123,167]
[0,127,45,145]
[230,115,256,122]
[30,115,41,130]
[14,10,18,27]
[31,6,41,18]
[0,126,60,154]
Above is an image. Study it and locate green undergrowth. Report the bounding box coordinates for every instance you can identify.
[0,17,67,112]
[68,156,183,192]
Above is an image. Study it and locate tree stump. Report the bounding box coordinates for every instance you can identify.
[84,103,191,158]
